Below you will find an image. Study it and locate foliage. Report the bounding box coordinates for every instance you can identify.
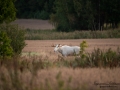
[79,41,88,65]
[0,31,13,59]
[14,0,120,31]
[0,0,16,23]
[50,0,76,31]
[15,0,55,19]
[73,47,120,68]
[0,0,17,58]
[50,0,120,31]
[0,24,26,55]
[25,29,120,40]
[88,48,120,67]
[80,40,88,55]
[40,10,49,20]
[73,41,88,68]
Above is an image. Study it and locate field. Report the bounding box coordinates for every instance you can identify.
[23,39,120,59]
[1,19,119,90]
[21,39,120,90]
[11,19,54,30]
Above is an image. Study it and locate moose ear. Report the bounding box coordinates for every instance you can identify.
[58,44,62,47]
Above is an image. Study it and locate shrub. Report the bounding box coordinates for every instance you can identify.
[0,24,26,55]
[0,31,13,59]
[86,48,120,68]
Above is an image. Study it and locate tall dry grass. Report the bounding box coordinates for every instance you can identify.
[0,48,120,90]
[25,29,120,40]
[0,63,120,90]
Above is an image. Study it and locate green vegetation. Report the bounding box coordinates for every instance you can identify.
[15,0,120,31]
[0,0,16,23]
[0,0,17,59]
[25,29,120,40]
[74,47,120,68]
[15,0,54,19]
[0,0,26,57]
[0,31,13,60]
[0,24,26,55]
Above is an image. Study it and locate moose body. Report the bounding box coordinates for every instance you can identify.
[54,44,80,56]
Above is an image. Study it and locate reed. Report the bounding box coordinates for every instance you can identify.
[25,29,120,40]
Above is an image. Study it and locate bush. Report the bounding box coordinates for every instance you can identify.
[0,31,13,59]
[0,24,26,55]
[86,48,120,68]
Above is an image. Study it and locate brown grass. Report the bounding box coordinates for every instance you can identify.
[1,66,120,90]
[0,38,120,90]
[17,39,120,90]
[22,39,120,60]
[35,68,120,89]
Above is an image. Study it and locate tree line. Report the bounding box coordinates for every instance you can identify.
[15,0,55,20]
[15,0,120,31]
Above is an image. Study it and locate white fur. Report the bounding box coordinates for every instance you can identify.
[54,44,80,56]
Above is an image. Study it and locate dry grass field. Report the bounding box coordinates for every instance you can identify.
[18,67,120,90]
[21,39,120,90]
[23,39,120,59]
[2,19,119,90]
[11,19,55,29]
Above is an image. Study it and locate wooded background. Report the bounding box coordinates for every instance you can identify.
[15,0,120,31]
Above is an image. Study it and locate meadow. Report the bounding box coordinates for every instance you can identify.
[0,19,120,90]
[12,19,120,40]
[1,39,119,90]
[1,46,120,90]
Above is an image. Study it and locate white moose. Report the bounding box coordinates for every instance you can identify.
[54,44,80,57]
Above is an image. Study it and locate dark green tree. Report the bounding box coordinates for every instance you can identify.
[101,0,120,28]
[90,0,120,30]
[0,0,15,59]
[51,0,120,31]
[15,0,120,30]
[0,0,16,23]
[51,0,95,31]
[0,0,26,55]
[50,0,76,31]
[73,0,94,30]
[15,0,55,19]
